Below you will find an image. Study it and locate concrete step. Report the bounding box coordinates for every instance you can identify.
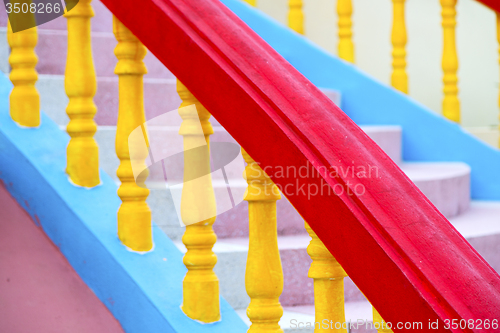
[361,125,401,165]
[400,162,470,218]
[0,28,175,79]
[236,302,377,333]
[448,201,500,273]
[36,75,180,126]
[171,201,500,311]
[30,75,341,126]
[173,234,369,309]
[93,125,469,241]
[0,0,113,32]
[95,125,392,183]
[96,125,395,184]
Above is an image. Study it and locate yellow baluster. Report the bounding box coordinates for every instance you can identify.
[337,0,354,63]
[177,80,220,323]
[7,21,40,127]
[497,12,500,148]
[288,0,304,35]
[440,0,460,123]
[113,17,152,252]
[391,0,408,94]
[244,0,256,6]
[305,222,347,332]
[243,148,284,333]
[64,0,99,187]
[373,308,394,333]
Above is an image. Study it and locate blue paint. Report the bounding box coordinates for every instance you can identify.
[0,72,247,333]
[221,0,500,200]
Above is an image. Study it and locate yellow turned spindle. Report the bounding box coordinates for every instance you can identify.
[243,148,284,333]
[337,0,354,63]
[497,12,500,148]
[7,22,40,127]
[440,0,460,123]
[373,308,394,333]
[288,0,304,35]
[391,0,408,94]
[305,222,347,332]
[113,17,152,251]
[244,0,256,6]
[177,80,220,323]
[64,0,99,187]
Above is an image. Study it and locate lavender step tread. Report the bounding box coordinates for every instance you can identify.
[0,0,113,32]
[173,209,500,309]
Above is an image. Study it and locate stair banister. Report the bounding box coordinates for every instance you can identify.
[176,80,220,323]
[64,0,100,187]
[244,0,256,7]
[305,221,348,333]
[288,0,304,35]
[440,0,460,123]
[99,0,500,329]
[113,16,153,252]
[337,0,354,63]
[391,0,408,94]
[6,21,39,127]
[242,148,284,333]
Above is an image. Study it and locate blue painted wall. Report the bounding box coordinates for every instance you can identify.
[0,72,247,333]
[221,0,500,200]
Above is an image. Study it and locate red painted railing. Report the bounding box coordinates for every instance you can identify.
[476,0,500,13]
[100,0,500,331]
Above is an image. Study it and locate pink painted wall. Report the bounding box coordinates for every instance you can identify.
[0,184,124,333]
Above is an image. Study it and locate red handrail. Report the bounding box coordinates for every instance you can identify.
[100,0,500,330]
[476,0,500,13]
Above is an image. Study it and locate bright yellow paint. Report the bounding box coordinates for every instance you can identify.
[242,148,284,333]
[337,0,354,63]
[373,308,394,333]
[497,13,500,148]
[7,22,40,127]
[177,80,220,323]
[305,222,347,332]
[288,0,304,35]
[113,17,152,252]
[440,0,460,123]
[391,0,408,94]
[244,0,256,6]
[64,0,99,187]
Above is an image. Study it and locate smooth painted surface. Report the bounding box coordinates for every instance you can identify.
[113,16,153,251]
[221,0,500,200]
[64,0,100,187]
[177,81,221,323]
[0,72,247,333]
[0,184,124,333]
[242,149,284,333]
[7,23,40,127]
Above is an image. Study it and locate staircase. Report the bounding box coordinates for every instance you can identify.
[2,1,500,332]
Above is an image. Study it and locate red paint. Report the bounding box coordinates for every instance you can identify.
[99,0,500,331]
[0,185,124,333]
[475,0,500,13]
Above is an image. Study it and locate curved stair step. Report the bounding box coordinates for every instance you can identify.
[401,162,470,218]
[174,204,500,312]
[360,125,402,165]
